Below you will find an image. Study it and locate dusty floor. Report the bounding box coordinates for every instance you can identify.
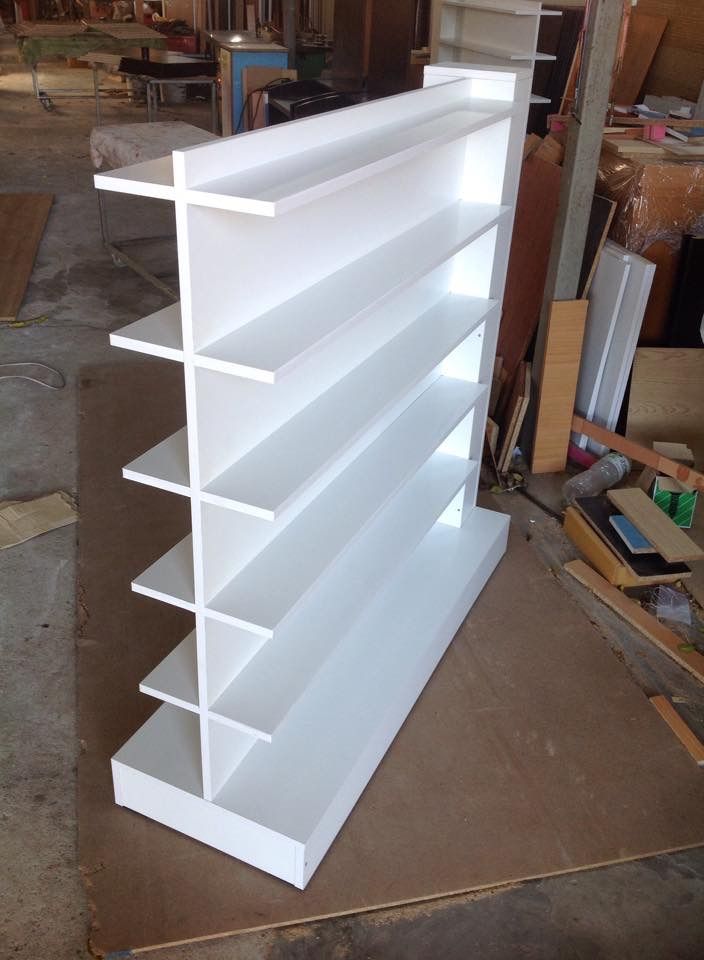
[1,39,703,960]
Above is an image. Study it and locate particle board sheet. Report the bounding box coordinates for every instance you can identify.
[612,12,668,106]
[78,362,704,955]
[531,300,588,474]
[0,193,52,322]
[497,153,562,380]
[606,488,703,563]
[627,349,704,465]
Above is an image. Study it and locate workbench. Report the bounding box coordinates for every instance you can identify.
[10,21,166,110]
[78,49,218,131]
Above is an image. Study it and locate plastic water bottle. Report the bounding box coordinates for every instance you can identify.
[562,452,631,505]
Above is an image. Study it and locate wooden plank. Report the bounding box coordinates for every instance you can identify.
[563,507,634,587]
[497,153,562,380]
[635,0,704,103]
[606,488,704,563]
[649,695,704,766]
[578,194,616,298]
[571,416,704,495]
[531,300,588,474]
[0,194,52,322]
[565,559,704,683]
[498,360,530,473]
[242,67,297,131]
[612,12,668,106]
[627,349,704,466]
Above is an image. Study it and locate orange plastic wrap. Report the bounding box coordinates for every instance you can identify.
[596,150,704,254]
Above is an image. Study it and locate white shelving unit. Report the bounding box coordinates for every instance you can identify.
[100,62,531,889]
[430,0,561,105]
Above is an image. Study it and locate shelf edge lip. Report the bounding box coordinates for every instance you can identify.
[122,467,191,498]
[193,352,277,383]
[183,107,514,218]
[199,490,277,521]
[94,175,176,201]
[109,332,184,363]
[131,582,197,612]
[203,606,275,639]
[208,710,273,743]
[139,683,200,714]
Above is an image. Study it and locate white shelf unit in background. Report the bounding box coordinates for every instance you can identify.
[100,62,531,889]
[430,0,561,106]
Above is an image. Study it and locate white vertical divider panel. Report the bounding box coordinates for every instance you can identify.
[172,155,215,802]
[103,64,531,888]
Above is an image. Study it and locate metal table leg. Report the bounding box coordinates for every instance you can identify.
[211,77,218,133]
[92,63,102,125]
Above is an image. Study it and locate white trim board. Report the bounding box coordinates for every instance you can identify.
[574,241,655,455]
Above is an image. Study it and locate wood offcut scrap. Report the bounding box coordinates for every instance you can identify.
[565,559,704,684]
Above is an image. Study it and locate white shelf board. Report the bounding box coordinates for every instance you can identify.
[123,427,190,496]
[113,702,202,796]
[443,0,544,14]
[439,36,556,61]
[132,535,195,612]
[140,631,199,712]
[202,293,497,519]
[530,94,551,105]
[215,508,509,880]
[195,202,505,382]
[94,155,175,200]
[209,448,478,739]
[184,101,513,217]
[109,303,183,362]
[206,374,485,638]
[114,508,508,887]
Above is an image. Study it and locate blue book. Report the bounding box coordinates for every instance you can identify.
[609,514,656,555]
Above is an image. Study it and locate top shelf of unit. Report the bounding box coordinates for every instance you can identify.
[184,98,514,217]
[443,0,561,14]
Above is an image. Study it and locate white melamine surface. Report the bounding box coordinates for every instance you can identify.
[108,64,528,888]
[186,101,512,216]
[203,295,496,518]
[196,203,505,380]
[207,375,485,636]
[215,509,509,845]
[132,535,195,610]
[94,156,175,200]
[209,453,479,739]
[109,303,183,361]
[113,702,202,795]
[123,427,190,496]
[140,631,199,712]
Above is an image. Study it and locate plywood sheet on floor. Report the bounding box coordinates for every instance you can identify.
[0,193,52,322]
[78,362,704,956]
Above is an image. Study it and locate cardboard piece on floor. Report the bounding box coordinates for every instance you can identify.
[0,193,52,322]
[531,300,588,474]
[78,361,704,956]
[0,491,76,549]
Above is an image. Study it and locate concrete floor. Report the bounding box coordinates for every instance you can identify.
[1,43,703,960]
